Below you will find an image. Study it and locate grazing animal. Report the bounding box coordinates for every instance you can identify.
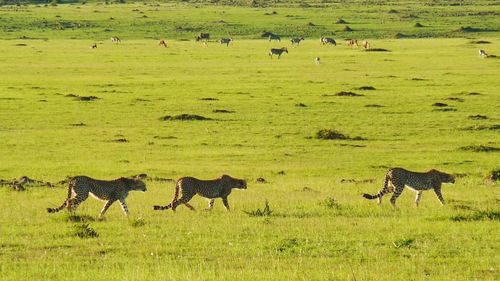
[479,49,488,58]
[91,43,97,49]
[290,36,304,46]
[363,168,455,207]
[47,176,146,217]
[268,34,281,42]
[111,37,121,43]
[159,40,167,47]
[346,39,358,47]
[196,33,210,42]
[315,57,320,65]
[219,38,233,46]
[362,40,370,49]
[153,175,247,212]
[320,37,336,46]
[269,47,288,59]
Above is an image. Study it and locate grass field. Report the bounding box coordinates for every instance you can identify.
[0,2,499,281]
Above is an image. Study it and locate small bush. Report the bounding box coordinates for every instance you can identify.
[356,86,376,90]
[276,238,300,252]
[487,169,500,182]
[315,129,347,140]
[393,238,415,248]
[470,40,491,44]
[414,22,424,28]
[468,115,488,120]
[130,217,146,227]
[336,19,347,24]
[160,114,212,121]
[432,102,448,107]
[335,91,363,97]
[451,210,500,222]
[343,25,353,32]
[244,200,273,217]
[71,223,99,238]
[320,197,341,210]
[460,145,500,152]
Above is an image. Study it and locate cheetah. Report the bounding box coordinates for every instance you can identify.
[363,168,455,207]
[47,176,146,217]
[153,175,247,212]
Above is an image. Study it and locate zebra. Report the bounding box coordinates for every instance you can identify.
[479,49,488,58]
[111,37,121,43]
[362,40,370,49]
[291,36,304,46]
[320,37,336,46]
[269,47,288,59]
[219,38,233,46]
[159,40,167,47]
[269,34,281,42]
[196,33,210,42]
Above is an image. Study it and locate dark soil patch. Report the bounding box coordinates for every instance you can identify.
[336,19,347,24]
[334,91,363,97]
[463,125,500,131]
[445,97,464,102]
[340,178,376,184]
[394,33,408,39]
[411,77,426,81]
[199,97,218,101]
[307,22,316,26]
[460,145,500,152]
[388,9,399,14]
[15,43,27,46]
[414,22,424,28]
[160,114,212,121]
[314,129,365,141]
[295,103,307,107]
[343,25,353,32]
[468,115,488,120]
[470,40,491,44]
[0,176,54,191]
[467,92,481,96]
[212,109,234,113]
[457,26,482,33]
[433,108,457,112]
[365,104,384,108]
[70,122,86,126]
[356,86,376,90]
[432,102,448,107]
[365,48,390,52]
[111,138,128,143]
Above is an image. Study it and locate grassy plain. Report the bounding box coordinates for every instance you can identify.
[0,2,499,281]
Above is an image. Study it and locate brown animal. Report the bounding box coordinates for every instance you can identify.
[91,43,97,49]
[159,40,167,47]
[362,40,370,49]
[346,39,358,48]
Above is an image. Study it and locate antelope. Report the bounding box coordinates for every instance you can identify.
[219,38,233,46]
[196,33,210,42]
[346,39,358,47]
[320,37,336,46]
[362,40,370,49]
[159,40,167,47]
[291,36,304,46]
[111,37,121,43]
[269,47,288,59]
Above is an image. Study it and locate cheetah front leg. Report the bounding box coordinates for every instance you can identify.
[205,199,215,211]
[99,199,116,218]
[433,188,445,206]
[415,191,423,207]
[119,198,129,217]
[222,197,230,211]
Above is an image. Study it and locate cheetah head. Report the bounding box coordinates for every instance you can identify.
[221,175,247,190]
[430,170,455,184]
[129,178,147,192]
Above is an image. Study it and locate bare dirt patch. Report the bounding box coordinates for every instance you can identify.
[160,114,212,121]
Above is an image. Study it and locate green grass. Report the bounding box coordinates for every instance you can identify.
[0,2,499,281]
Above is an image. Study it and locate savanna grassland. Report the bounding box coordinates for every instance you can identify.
[0,1,499,280]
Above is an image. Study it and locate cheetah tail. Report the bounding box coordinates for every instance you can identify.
[47,181,73,213]
[152,204,172,211]
[363,174,391,200]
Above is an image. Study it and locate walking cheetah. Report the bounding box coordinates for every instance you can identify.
[47,176,146,217]
[153,175,246,212]
[363,168,455,207]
